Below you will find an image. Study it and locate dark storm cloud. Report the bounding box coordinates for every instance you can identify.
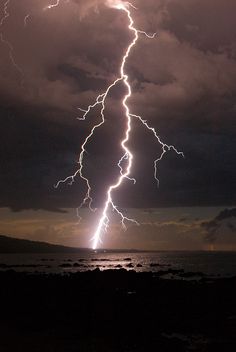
[201,208,236,242]
[0,0,235,211]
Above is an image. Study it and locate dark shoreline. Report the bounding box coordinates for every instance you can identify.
[0,270,236,351]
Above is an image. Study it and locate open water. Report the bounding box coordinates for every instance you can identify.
[1,251,236,278]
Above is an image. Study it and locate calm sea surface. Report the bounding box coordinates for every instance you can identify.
[1,251,236,278]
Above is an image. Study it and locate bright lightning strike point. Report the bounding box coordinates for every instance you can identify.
[55,0,184,250]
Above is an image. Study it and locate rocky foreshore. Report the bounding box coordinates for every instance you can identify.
[0,269,236,351]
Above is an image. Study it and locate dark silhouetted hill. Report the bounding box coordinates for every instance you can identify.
[0,235,88,253]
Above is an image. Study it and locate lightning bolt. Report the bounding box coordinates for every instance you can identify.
[25,0,62,27]
[3,0,182,248]
[0,0,9,27]
[54,0,184,250]
[25,0,65,26]
[44,0,62,11]
[0,0,24,82]
[0,1,67,79]
[24,14,31,27]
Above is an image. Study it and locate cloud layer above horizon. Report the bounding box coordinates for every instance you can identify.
[0,206,235,250]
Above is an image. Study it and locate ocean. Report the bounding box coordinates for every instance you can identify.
[1,251,236,278]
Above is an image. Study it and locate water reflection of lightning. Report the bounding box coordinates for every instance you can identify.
[55,1,184,250]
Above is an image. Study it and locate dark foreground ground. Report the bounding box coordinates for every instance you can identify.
[0,270,236,352]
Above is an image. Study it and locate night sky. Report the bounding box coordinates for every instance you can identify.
[0,0,235,250]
